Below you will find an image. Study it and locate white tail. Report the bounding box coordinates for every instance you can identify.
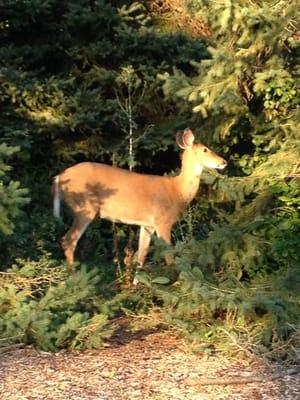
[53,175,61,218]
[53,129,227,267]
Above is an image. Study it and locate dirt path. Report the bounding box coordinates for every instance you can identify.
[0,328,299,400]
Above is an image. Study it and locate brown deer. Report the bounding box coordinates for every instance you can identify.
[52,128,227,272]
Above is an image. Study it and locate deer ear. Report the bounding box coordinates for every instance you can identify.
[176,128,195,149]
[176,132,186,149]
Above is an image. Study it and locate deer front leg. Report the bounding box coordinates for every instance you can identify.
[133,226,154,285]
[155,223,174,265]
[137,226,155,267]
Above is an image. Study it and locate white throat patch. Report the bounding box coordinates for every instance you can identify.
[194,164,203,176]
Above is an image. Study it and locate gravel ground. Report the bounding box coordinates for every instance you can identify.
[0,329,299,400]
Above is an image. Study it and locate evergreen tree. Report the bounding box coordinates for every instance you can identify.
[150,0,300,355]
[0,0,299,355]
[0,143,28,235]
[160,0,299,254]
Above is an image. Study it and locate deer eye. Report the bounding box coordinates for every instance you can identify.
[203,148,208,152]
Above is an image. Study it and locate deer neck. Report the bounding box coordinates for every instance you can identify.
[176,160,203,205]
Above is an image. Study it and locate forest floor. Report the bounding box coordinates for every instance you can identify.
[0,320,299,400]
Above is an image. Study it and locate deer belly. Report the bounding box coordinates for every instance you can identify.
[99,200,154,227]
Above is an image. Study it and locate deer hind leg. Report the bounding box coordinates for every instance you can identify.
[62,210,96,265]
[155,223,174,265]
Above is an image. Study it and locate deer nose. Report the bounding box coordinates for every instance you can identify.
[218,160,227,169]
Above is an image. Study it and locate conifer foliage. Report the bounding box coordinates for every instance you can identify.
[152,0,300,356]
[0,143,28,235]
[0,0,299,355]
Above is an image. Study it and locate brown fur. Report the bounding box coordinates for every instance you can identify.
[53,129,227,266]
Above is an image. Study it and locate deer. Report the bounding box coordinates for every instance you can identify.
[52,128,227,279]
